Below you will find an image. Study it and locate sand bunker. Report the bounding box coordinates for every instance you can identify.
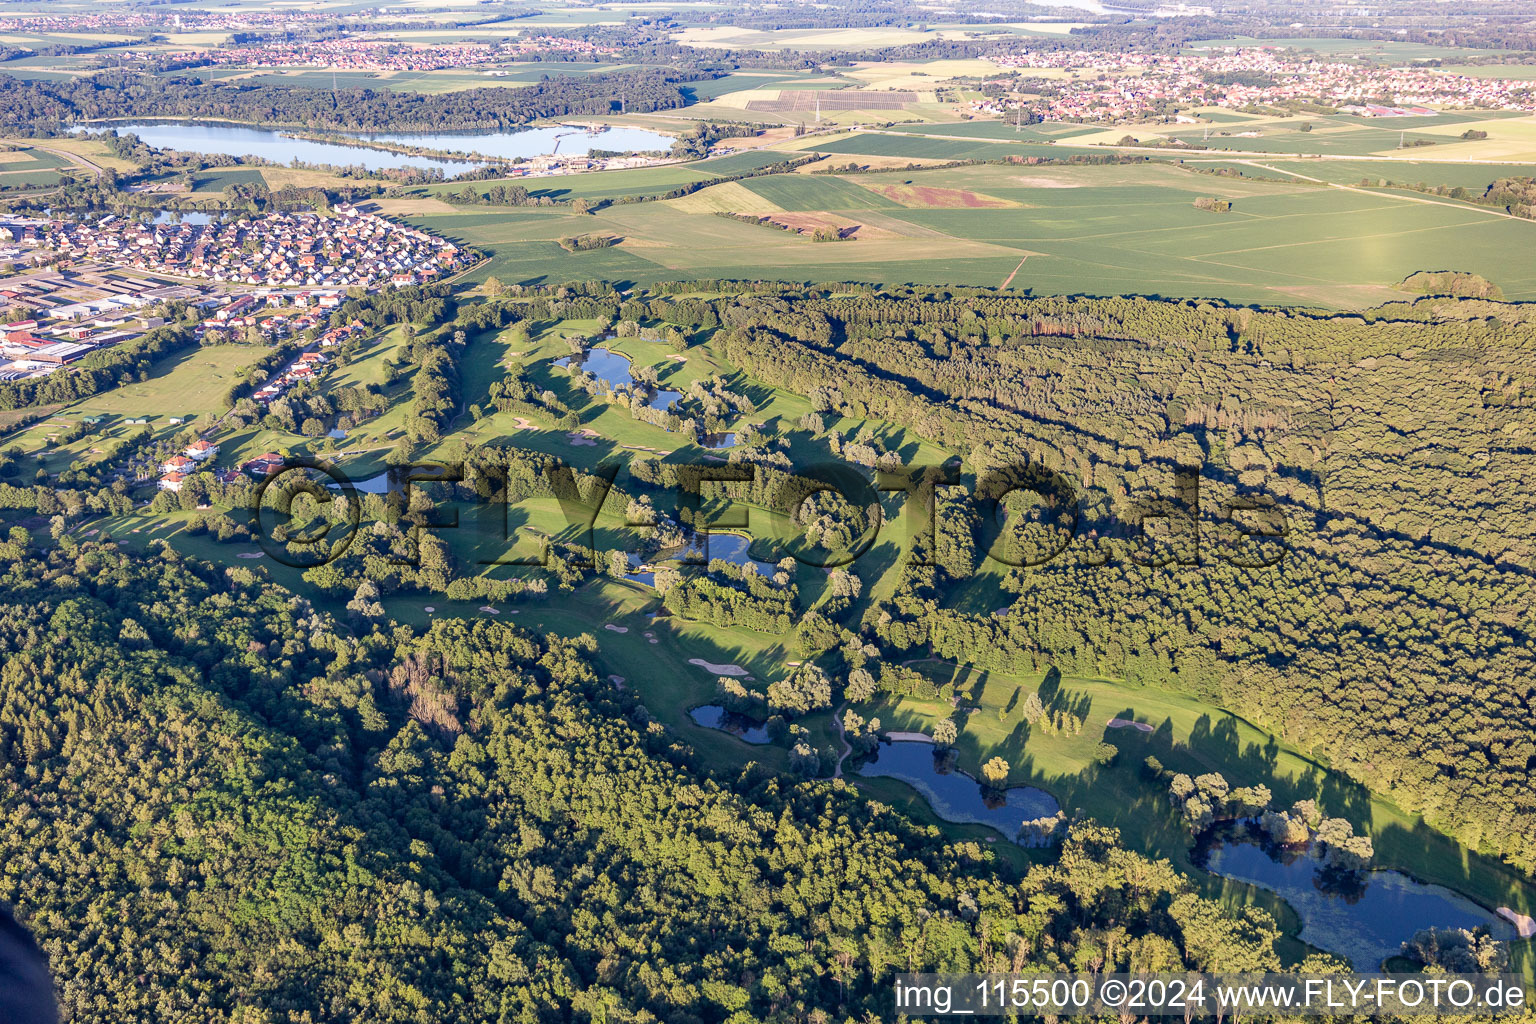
[510,417,536,430]
[688,658,749,676]
[608,675,627,689]
[237,552,264,559]
[479,606,500,614]
[1498,908,1536,938]
[1107,718,1154,733]
[604,624,629,633]
[885,731,935,743]
[424,605,436,613]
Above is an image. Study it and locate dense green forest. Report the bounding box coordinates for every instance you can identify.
[699,289,1536,869]
[0,539,1306,1021]
[0,68,714,134]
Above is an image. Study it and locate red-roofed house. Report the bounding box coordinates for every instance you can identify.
[186,439,219,461]
[162,455,195,475]
[243,453,285,477]
[159,472,185,492]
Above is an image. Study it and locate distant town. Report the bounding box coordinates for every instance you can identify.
[981,47,1536,122]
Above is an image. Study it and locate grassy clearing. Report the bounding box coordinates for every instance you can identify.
[68,344,257,423]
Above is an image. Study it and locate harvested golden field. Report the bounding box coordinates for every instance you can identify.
[859,182,1021,208]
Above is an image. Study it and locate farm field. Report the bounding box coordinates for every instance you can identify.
[404,158,1536,305]
[1438,64,1536,81]
[1198,157,1536,190]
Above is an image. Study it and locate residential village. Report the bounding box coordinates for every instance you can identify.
[981,46,1536,122]
[0,203,464,381]
[46,204,471,291]
[161,36,620,73]
[0,203,453,495]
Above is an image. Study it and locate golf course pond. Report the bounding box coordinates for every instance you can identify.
[1194,826,1517,969]
[856,739,1061,841]
[688,705,772,744]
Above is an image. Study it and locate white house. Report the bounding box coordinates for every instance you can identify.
[185,439,218,461]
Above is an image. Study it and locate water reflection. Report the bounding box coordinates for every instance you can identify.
[689,704,771,744]
[648,388,682,411]
[74,120,674,172]
[0,903,57,1024]
[554,347,634,387]
[625,532,779,585]
[857,740,1060,841]
[1194,826,1516,969]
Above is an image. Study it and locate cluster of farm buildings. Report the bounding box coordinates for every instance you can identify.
[984,48,1536,121]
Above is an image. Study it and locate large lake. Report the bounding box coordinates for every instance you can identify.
[74,121,675,173]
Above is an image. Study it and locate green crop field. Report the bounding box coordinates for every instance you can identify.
[1162,125,1473,157]
[887,119,1090,143]
[191,167,267,192]
[422,151,803,203]
[1209,158,1536,190]
[403,159,1536,305]
[739,173,904,210]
